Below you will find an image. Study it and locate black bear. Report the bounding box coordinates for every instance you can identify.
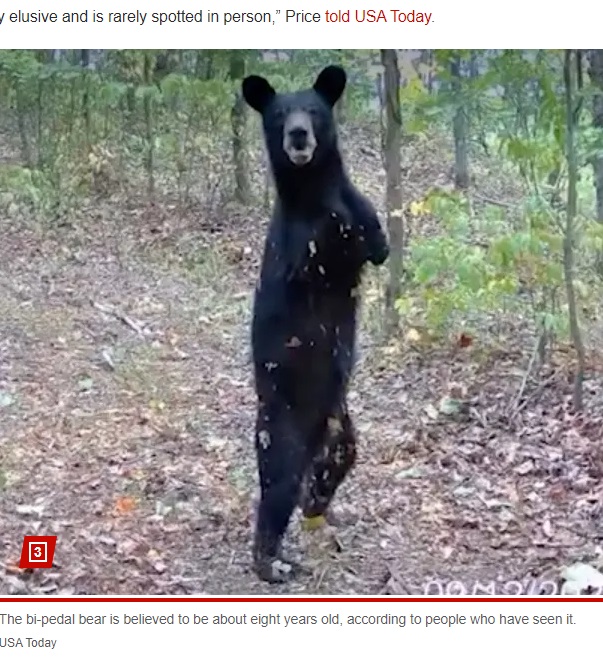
[242,65,389,583]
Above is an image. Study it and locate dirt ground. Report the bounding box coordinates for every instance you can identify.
[1,137,603,596]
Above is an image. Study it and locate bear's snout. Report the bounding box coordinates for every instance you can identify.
[283,110,317,166]
[289,127,309,152]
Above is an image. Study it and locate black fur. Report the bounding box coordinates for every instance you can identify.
[243,65,389,582]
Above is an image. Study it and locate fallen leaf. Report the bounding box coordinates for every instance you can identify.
[424,404,439,420]
[542,518,553,538]
[4,562,26,575]
[447,381,468,398]
[100,349,116,370]
[479,496,513,509]
[441,545,454,560]
[0,392,15,408]
[117,539,142,556]
[114,497,137,515]
[409,200,428,216]
[78,376,94,392]
[155,500,173,516]
[438,396,462,416]
[16,504,45,517]
[561,563,603,594]
[396,466,422,480]
[514,461,534,476]
[406,328,421,343]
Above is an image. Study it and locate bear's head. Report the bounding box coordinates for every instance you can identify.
[242,65,346,170]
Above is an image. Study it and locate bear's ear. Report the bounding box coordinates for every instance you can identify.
[313,66,347,107]
[242,75,276,113]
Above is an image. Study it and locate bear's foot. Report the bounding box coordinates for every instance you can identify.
[254,553,309,584]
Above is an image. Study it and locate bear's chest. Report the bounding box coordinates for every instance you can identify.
[287,214,363,290]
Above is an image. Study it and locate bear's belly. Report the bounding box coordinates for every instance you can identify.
[252,290,356,417]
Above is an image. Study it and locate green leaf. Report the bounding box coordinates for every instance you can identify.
[438,396,462,416]
[0,392,15,408]
[78,376,94,392]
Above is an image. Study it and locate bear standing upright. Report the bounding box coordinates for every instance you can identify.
[242,65,389,583]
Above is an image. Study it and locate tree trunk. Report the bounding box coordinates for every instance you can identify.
[587,50,603,275]
[230,52,251,205]
[81,50,92,148]
[126,86,136,115]
[380,49,404,335]
[419,49,434,93]
[469,52,479,79]
[36,79,44,169]
[451,55,470,190]
[15,84,33,169]
[143,52,155,198]
[563,49,586,411]
[336,91,346,125]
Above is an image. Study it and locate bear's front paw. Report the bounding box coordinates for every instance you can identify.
[368,240,389,266]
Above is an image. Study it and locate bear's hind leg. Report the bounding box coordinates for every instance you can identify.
[253,404,311,583]
[301,405,357,527]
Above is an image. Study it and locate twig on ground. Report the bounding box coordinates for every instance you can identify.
[473,194,516,209]
[90,300,145,337]
[469,406,489,428]
[312,564,328,591]
[100,348,116,370]
[379,563,409,595]
[508,333,543,418]
[513,373,557,417]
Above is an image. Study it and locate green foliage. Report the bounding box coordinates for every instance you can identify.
[390,49,603,352]
[399,190,520,332]
[0,49,379,218]
[0,49,602,355]
[397,179,595,343]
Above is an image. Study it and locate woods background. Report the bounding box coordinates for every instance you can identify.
[0,49,602,596]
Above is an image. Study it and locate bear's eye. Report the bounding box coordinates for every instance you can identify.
[308,107,326,126]
[269,106,287,124]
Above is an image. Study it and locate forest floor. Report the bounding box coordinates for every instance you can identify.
[1,132,603,596]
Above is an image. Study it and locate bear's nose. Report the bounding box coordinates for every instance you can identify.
[289,127,308,151]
